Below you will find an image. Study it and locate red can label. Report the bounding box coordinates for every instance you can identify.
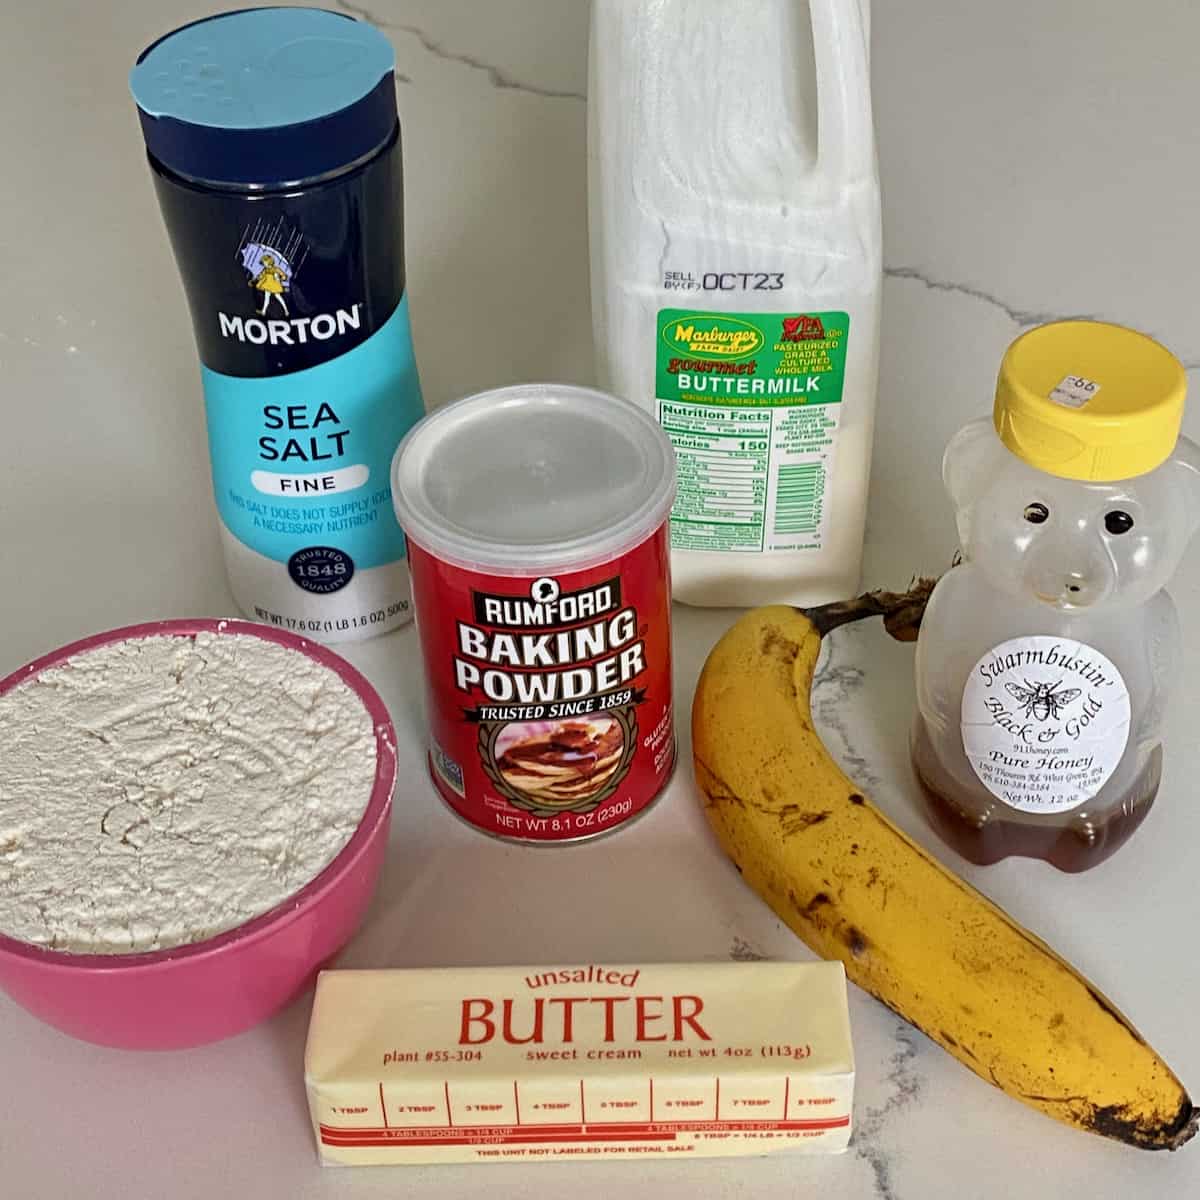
[407,526,675,842]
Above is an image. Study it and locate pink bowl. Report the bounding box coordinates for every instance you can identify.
[0,618,396,1050]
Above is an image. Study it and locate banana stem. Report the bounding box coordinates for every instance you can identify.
[801,577,939,643]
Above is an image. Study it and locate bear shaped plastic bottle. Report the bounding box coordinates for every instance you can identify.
[912,321,1200,871]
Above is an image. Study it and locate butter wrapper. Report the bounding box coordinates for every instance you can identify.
[305,961,854,1165]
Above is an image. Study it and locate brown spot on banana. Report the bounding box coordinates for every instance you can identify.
[779,808,831,836]
[694,758,745,809]
[1020,1095,1198,1152]
[1084,984,1148,1046]
[1088,1097,1197,1150]
[759,626,800,663]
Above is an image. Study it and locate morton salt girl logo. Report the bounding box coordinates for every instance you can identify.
[662,314,765,360]
[218,218,363,346]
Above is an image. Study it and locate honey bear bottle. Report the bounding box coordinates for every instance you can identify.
[912,321,1200,871]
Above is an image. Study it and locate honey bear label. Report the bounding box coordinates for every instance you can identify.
[961,636,1131,814]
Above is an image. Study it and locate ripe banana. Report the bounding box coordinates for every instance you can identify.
[692,597,1195,1151]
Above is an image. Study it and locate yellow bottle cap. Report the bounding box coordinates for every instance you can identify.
[993,320,1186,481]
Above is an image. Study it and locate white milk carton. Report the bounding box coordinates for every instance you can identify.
[589,0,881,607]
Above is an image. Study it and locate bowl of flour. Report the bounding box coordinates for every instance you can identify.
[0,619,396,1049]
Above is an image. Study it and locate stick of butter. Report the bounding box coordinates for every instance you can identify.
[305,961,854,1165]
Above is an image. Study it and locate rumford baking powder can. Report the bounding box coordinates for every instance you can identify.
[392,384,677,843]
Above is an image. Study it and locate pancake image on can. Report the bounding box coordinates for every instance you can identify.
[487,716,631,812]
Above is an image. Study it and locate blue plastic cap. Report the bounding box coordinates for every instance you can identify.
[130,7,397,187]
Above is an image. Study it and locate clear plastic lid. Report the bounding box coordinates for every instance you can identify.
[391,384,677,574]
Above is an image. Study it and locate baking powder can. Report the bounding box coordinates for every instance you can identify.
[392,384,677,843]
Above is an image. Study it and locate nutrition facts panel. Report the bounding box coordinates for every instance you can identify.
[654,308,849,556]
[658,401,772,551]
[656,399,840,555]
[317,1075,849,1155]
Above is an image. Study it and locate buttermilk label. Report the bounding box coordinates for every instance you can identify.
[455,576,647,720]
[654,309,850,556]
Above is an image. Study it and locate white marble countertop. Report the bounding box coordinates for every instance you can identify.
[3,2,1199,1196]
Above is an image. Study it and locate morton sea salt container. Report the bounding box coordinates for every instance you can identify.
[131,7,423,642]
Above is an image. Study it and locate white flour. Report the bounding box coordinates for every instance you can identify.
[0,632,377,954]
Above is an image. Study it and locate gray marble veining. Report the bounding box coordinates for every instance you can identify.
[334,0,587,100]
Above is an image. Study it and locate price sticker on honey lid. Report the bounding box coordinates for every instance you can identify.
[1049,374,1101,409]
